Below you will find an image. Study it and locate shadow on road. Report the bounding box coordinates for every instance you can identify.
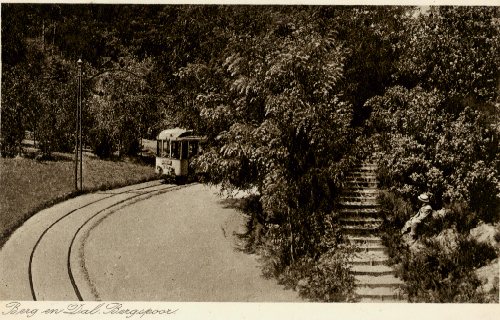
[218,197,248,211]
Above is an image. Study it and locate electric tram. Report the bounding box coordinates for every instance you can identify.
[155,128,203,179]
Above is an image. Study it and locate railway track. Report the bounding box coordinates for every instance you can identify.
[27,181,196,301]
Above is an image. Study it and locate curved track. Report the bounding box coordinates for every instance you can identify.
[1,181,302,302]
[20,182,191,301]
[65,183,193,301]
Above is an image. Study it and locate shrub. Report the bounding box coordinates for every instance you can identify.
[378,190,414,230]
[455,237,498,270]
[263,239,356,302]
[396,236,494,302]
[91,129,115,159]
[290,247,356,302]
[238,194,266,253]
[444,201,479,234]
[254,210,356,302]
[465,161,500,223]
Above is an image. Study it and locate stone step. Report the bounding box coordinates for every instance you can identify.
[340,201,379,207]
[341,225,382,235]
[338,200,379,207]
[355,274,403,288]
[339,195,378,201]
[340,188,379,199]
[348,168,377,173]
[343,181,379,188]
[350,250,389,266]
[347,236,383,245]
[350,258,389,266]
[349,167,378,176]
[341,222,383,230]
[342,188,379,194]
[345,178,378,184]
[358,164,377,169]
[341,214,382,220]
[344,177,378,182]
[348,172,378,178]
[341,191,378,197]
[350,264,395,276]
[355,286,403,302]
[339,202,379,208]
[353,168,378,173]
[340,217,384,225]
[339,195,378,204]
[357,244,388,253]
[339,208,380,215]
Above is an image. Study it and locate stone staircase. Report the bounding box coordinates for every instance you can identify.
[338,160,404,302]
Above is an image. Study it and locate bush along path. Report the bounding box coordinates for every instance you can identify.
[338,154,404,302]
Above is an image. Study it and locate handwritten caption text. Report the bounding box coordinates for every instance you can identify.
[2,302,178,319]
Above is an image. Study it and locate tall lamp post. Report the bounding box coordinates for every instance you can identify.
[73,60,146,191]
[75,59,83,191]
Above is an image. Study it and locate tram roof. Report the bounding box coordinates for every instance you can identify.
[157,128,197,141]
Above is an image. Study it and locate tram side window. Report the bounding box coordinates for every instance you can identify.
[181,141,189,159]
[171,141,180,159]
[163,140,170,157]
[188,142,199,158]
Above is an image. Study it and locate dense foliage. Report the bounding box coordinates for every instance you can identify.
[368,6,499,302]
[368,6,498,222]
[183,9,379,300]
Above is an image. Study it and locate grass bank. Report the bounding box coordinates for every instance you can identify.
[0,152,158,248]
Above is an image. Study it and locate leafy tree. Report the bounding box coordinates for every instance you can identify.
[87,56,157,157]
[395,6,499,111]
[1,4,28,67]
[368,7,499,215]
[1,66,29,156]
[1,25,76,158]
[323,6,415,125]
[185,9,369,290]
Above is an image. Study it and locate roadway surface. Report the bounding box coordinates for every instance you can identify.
[0,181,301,302]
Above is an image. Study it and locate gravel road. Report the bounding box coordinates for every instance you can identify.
[82,184,301,301]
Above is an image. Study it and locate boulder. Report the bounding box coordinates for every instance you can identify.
[469,222,500,251]
[475,258,499,296]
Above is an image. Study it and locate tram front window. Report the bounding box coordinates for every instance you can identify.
[157,140,168,157]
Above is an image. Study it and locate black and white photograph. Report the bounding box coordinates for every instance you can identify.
[0,1,499,318]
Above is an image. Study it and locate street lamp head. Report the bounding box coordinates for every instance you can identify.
[77,58,83,65]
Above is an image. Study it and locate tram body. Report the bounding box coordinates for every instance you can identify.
[156,128,202,178]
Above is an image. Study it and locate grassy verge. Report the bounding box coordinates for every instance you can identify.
[0,152,158,248]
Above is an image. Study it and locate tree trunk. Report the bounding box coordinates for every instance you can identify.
[41,19,45,51]
[51,22,56,54]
